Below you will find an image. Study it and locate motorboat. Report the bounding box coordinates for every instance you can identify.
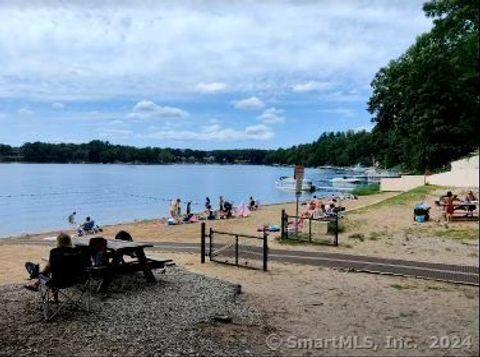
[331,177,362,185]
[363,168,399,183]
[275,176,316,192]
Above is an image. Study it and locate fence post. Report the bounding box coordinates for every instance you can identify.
[209,227,213,260]
[235,235,239,266]
[263,230,268,271]
[201,222,206,263]
[285,212,289,240]
[309,217,312,242]
[281,209,285,240]
[334,215,339,246]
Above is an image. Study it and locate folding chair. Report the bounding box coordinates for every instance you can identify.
[88,237,110,292]
[39,247,92,321]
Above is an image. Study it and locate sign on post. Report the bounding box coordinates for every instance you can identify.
[294,165,304,193]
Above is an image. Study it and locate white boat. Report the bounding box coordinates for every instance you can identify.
[331,177,362,185]
[351,164,367,173]
[275,176,315,191]
[363,168,399,183]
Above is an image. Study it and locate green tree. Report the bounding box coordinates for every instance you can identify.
[368,0,479,171]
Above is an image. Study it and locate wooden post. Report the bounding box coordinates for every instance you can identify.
[235,235,239,266]
[309,217,312,242]
[209,227,213,260]
[200,222,206,264]
[334,215,339,246]
[263,230,268,271]
[281,209,285,240]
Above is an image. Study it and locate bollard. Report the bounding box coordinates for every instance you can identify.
[200,222,206,263]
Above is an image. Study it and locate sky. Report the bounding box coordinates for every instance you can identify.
[0,0,433,150]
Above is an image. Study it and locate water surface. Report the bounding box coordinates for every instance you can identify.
[0,163,349,237]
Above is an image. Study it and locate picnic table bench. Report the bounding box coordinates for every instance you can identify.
[73,237,174,291]
[435,200,479,220]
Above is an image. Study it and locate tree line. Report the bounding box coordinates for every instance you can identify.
[0,0,478,172]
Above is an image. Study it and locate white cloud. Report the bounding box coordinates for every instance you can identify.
[146,123,273,141]
[51,102,65,109]
[233,97,265,110]
[195,82,228,94]
[17,108,34,115]
[128,100,188,119]
[292,81,333,93]
[317,108,355,117]
[0,2,430,100]
[258,107,285,124]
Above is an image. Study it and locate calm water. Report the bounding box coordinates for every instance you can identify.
[0,163,350,237]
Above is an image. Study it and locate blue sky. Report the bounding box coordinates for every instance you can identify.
[0,0,432,150]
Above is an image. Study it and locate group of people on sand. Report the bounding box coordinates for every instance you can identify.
[301,194,344,219]
[439,190,478,222]
[168,195,259,224]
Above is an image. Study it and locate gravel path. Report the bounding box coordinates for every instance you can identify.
[0,268,271,356]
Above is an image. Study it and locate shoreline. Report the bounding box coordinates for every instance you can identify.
[0,195,353,241]
[0,199,306,241]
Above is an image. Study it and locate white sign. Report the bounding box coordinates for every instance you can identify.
[294,165,304,193]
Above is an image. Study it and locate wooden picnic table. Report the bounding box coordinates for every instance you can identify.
[73,237,173,291]
[437,200,478,209]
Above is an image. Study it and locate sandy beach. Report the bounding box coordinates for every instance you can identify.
[1,186,478,355]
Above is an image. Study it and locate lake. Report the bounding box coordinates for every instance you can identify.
[0,163,351,237]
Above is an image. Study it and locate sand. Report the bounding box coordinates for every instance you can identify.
[1,188,478,356]
[155,252,479,356]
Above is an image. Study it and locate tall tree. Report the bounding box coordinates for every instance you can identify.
[368,0,479,172]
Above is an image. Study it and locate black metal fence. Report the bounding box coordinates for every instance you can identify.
[200,222,268,271]
[281,209,339,246]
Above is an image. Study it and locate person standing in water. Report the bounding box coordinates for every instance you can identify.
[68,211,76,225]
[219,196,225,212]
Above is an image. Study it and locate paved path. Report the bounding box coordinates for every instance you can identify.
[3,239,479,286]
[144,242,479,286]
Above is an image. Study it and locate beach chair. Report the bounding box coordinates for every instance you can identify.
[287,218,304,231]
[39,247,92,321]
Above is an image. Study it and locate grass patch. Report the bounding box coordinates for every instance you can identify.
[327,221,345,234]
[352,184,380,196]
[277,235,335,246]
[424,285,450,291]
[390,283,417,290]
[434,228,478,241]
[406,226,478,241]
[368,231,382,240]
[348,233,365,241]
[356,185,440,213]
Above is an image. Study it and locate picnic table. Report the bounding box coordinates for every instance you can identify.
[435,200,479,219]
[73,237,173,291]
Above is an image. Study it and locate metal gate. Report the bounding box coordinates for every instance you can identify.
[200,223,268,271]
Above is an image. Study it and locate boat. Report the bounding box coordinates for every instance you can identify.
[363,168,399,183]
[331,177,362,185]
[275,176,316,192]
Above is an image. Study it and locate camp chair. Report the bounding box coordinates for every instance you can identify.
[114,231,137,259]
[86,237,113,289]
[115,230,133,242]
[39,247,92,321]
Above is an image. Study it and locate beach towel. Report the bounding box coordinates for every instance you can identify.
[236,201,251,217]
[189,215,199,223]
